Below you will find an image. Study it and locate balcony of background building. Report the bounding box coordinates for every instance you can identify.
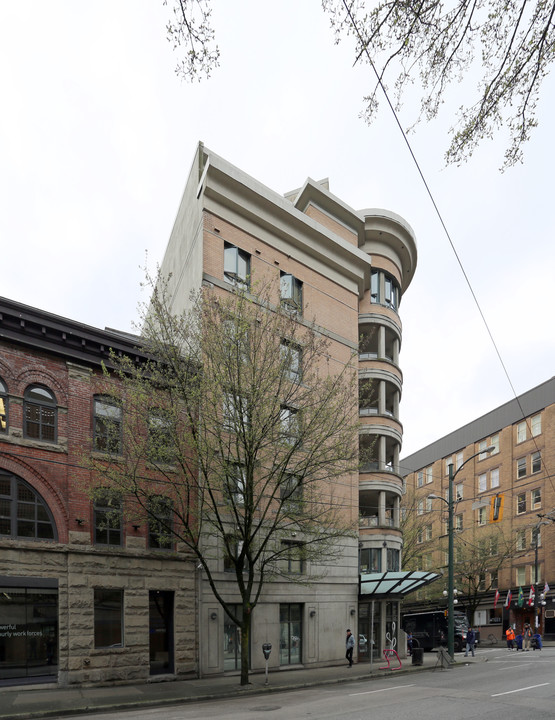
[359,429,402,476]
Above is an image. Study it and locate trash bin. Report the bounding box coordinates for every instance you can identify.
[412,648,424,666]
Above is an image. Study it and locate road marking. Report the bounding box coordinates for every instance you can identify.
[492,682,549,697]
[350,684,415,696]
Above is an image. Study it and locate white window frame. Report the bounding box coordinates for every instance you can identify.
[531,414,541,437]
[531,488,542,509]
[517,421,526,443]
[517,457,527,479]
[490,467,500,489]
[478,473,487,493]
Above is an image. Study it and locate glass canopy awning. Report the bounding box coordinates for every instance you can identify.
[360,570,440,597]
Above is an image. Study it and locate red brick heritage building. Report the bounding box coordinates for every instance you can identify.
[0,298,196,686]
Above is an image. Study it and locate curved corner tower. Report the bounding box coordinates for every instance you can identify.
[357,209,417,579]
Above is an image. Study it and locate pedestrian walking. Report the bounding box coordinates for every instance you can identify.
[523,623,533,651]
[407,632,413,656]
[505,626,515,650]
[464,627,476,657]
[345,629,355,667]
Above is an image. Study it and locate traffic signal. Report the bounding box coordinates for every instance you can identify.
[490,494,504,522]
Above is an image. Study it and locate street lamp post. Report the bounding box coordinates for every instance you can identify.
[428,445,496,659]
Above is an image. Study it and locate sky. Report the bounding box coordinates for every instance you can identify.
[1,1,553,461]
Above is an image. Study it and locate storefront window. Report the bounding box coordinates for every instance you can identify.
[279,603,302,665]
[223,604,245,671]
[0,585,58,681]
[94,588,123,648]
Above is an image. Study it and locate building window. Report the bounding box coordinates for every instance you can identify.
[490,468,500,488]
[455,483,463,500]
[0,471,57,540]
[417,499,424,515]
[93,396,122,454]
[516,567,525,586]
[280,340,302,383]
[148,411,174,464]
[417,471,424,488]
[422,553,433,571]
[425,497,433,512]
[516,493,526,515]
[360,547,382,573]
[280,473,303,512]
[224,604,245,671]
[370,270,380,302]
[517,421,526,443]
[223,393,248,431]
[531,414,541,437]
[279,603,302,665]
[94,588,123,648]
[531,488,542,509]
[490,434,500,454]
[280,272,303,313]
[387,548,400,570]
[455,514,463,531]
[425,467,433,484]
[490,537,498,555]
[224,242,250,289]
[148,496,173,550]
[477,507,487,526]
[281,540,305,574]
[531,451,541,474]
[94,492,123,546]
[455,452,463,470]
[227,464,246,506]
[0,378,7,433]
[224,536,248,573]
[479,435,498,459]
[384,274,399,310]
[24,385,57,442]
[516,457,526,479]
[417,528,423,544]
[531,526,542,548]
[425,524,432,541]
[280,405,299,444]
[478,473,487,493]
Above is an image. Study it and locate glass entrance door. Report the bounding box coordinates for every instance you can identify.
[149,591,174,675]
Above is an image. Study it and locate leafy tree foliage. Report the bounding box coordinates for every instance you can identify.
[91,275,359,685]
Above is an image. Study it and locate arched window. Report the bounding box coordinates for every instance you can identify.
[24,385,57,442]
[0,378,7,433]
[0,471,57,540]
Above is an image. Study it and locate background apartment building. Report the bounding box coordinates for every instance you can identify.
[401,377,555,641]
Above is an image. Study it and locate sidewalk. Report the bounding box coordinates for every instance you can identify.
[0,651,480,720]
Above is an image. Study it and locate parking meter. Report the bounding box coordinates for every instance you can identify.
[262,643,272,684]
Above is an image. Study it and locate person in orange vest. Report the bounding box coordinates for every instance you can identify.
[505,626,515,650]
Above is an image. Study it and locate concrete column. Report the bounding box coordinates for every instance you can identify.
[393,389,400,419]
[393,442,400,475]
[378,490,386,525]
[379,435,386,471]
[378,380,386,415]
[393,496,400,528]
[378,325,385,359]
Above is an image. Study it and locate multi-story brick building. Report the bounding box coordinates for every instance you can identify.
[0,143,423,686]
[158,143,424,673]
[401,377,555,641]
[0,299,196,685]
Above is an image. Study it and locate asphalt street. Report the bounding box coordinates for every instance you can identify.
[51,646,555,720]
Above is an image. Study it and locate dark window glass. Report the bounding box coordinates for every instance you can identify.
[94,492,123,546]
[360,548,382,573]
[0,471,57,540]
[93,396,122,454]
[94,588,123,648]
[532,452,541,473]
[279,603,302,665]
[148,496,173,550]
[148,411,174,464]
[24,385,57,442]
[0,377,7,433]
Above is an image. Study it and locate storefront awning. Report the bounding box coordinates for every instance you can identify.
[360,570,440,598]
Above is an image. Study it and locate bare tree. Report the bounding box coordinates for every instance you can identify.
[164,0,220,81]
[322,0,555,168]
[90,275,359,685]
